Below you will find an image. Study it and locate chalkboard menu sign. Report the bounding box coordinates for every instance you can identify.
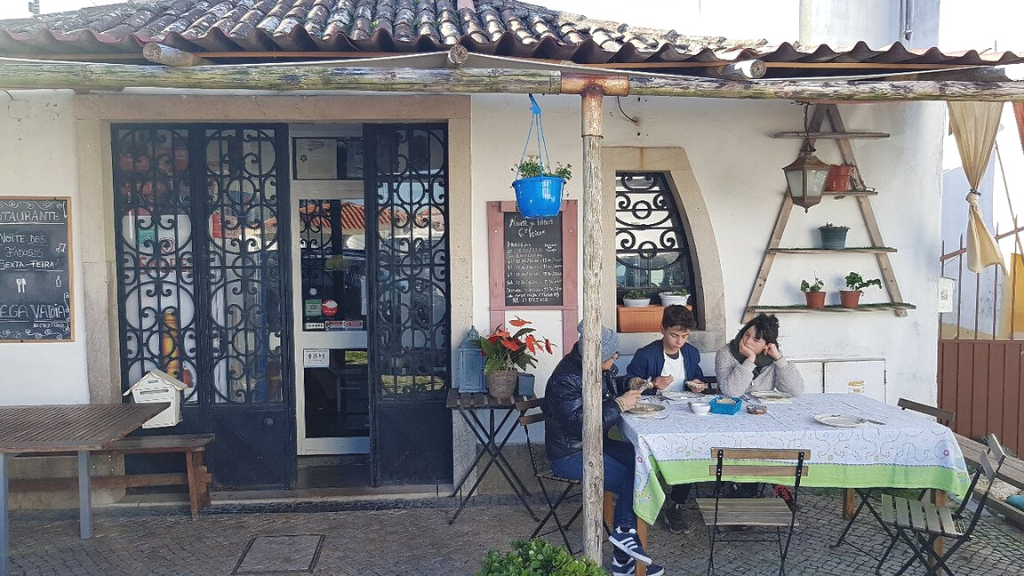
[0,198,73,341]
[503,212,563,307]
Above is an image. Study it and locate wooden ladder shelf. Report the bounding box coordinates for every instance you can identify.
[742,104,913,323]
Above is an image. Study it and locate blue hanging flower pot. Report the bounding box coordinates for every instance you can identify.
[513,175,565,219]
[512,95,572,220]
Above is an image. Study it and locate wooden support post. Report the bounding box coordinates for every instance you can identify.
[580,85,606,565]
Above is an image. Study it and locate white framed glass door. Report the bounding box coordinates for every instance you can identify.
[292,182,370,455]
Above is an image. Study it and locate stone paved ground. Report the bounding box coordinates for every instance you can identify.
[5,490,1024,575]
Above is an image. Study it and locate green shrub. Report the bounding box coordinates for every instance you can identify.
[478,539,609,576]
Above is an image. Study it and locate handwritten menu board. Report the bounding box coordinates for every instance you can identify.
[0,198,73,341]
[503,212,563,307]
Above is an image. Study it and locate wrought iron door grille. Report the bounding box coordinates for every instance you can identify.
[112,125,290,406]
[204,127,287,404]
[112,126,199,402]
[614,172,697,303]
[368,126,451,399]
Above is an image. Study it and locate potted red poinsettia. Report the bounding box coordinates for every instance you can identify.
[478,318,554,400]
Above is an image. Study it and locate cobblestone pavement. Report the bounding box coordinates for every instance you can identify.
[5,490,1024,575]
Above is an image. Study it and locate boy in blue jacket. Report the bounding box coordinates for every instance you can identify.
[625,305,705,534]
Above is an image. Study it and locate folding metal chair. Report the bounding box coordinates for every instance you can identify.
[695,447,810,576]
[876,434,1006,576]
[833,399,956,550]
[515,398,588,552]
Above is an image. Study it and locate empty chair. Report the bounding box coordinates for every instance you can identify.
[833,399,956,550]
[876,434,1005,576]
[696,447,810,576]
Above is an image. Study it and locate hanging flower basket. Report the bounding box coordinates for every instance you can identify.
[512,175,566,219]
[512,95,573,220]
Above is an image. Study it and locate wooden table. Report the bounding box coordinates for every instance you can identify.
[446,389,538,524]
[0,403,168,576]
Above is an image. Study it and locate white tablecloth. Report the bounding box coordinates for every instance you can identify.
[619,393,970,524]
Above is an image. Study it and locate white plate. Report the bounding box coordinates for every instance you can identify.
[661,390,703,401]
[814,413,867,428]
[751,391,793,400]
[626,403,666,415]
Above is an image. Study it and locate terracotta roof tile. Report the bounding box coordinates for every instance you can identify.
[0,0,1019,74]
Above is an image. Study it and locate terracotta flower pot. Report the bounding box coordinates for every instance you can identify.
[804,291,826,309]
[839,290,862,309]
[826,165,853,191]
[486,370,519,400]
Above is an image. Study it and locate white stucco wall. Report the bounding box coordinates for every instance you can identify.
[0,91,90,404]
[0,89,945,445]
[471,93,946,404]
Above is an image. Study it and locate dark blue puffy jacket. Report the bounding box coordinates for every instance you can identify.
[542,343,627,462]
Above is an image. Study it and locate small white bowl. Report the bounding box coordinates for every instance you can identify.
[690,401,711,416]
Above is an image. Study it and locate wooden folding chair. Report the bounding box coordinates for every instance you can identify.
[833,399,956,550]
[876,434,1005,576]
[695,447,810,576]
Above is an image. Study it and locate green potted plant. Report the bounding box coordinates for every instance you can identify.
[479,538,608,576]
[512,156,573,219]
[478,318,553,400]
[841,272,882,308]
[622,289,650,308]
[818,222,850,249]
[800,275,826,309]
[659,288,690,307]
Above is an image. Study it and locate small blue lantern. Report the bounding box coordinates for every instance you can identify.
[455,326,487,393]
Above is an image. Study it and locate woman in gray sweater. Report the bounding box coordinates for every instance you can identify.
[715,313,804,397]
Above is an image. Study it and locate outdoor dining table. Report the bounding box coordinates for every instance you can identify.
[619,393,969,576]
[446,389,538,524]
[0,402,169,576]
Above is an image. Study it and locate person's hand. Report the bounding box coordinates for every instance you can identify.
[765,342,782,360]
[686,379,707,394]
[617,389,643,411]
[738,339,759,362]
[651,375,674,390]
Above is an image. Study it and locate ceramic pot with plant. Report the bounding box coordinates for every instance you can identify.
[511,156,573,219]
[478,318,554,400]
[800,276,826,309]
[819,222,850,249]
[622,289,651,307]
[659,289,690,307]
[841,272,882,308]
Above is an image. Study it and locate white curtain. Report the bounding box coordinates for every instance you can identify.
[948,101,1005,273]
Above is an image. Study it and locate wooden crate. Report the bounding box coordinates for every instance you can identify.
[617,305,664,333]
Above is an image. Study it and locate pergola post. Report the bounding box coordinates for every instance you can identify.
[580,84,606,563]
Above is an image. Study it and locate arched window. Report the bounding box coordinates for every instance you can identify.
[615,172,697,306]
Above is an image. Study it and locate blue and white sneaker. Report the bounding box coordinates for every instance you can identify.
[612,555,665,576]
[608,527,653,565]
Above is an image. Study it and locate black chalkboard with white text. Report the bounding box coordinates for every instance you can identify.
[503,212,563,307]
[0,198,73,341]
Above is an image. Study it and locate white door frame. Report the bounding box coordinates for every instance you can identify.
[291,179,370,455]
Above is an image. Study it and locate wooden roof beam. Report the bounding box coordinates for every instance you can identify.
[2,59,1024,101]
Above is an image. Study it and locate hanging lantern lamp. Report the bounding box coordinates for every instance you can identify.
[782,102,831,212]
[783,140,830,212]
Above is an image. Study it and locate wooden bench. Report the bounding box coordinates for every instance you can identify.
[11,433,214,520]
[955,432,1024,529]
